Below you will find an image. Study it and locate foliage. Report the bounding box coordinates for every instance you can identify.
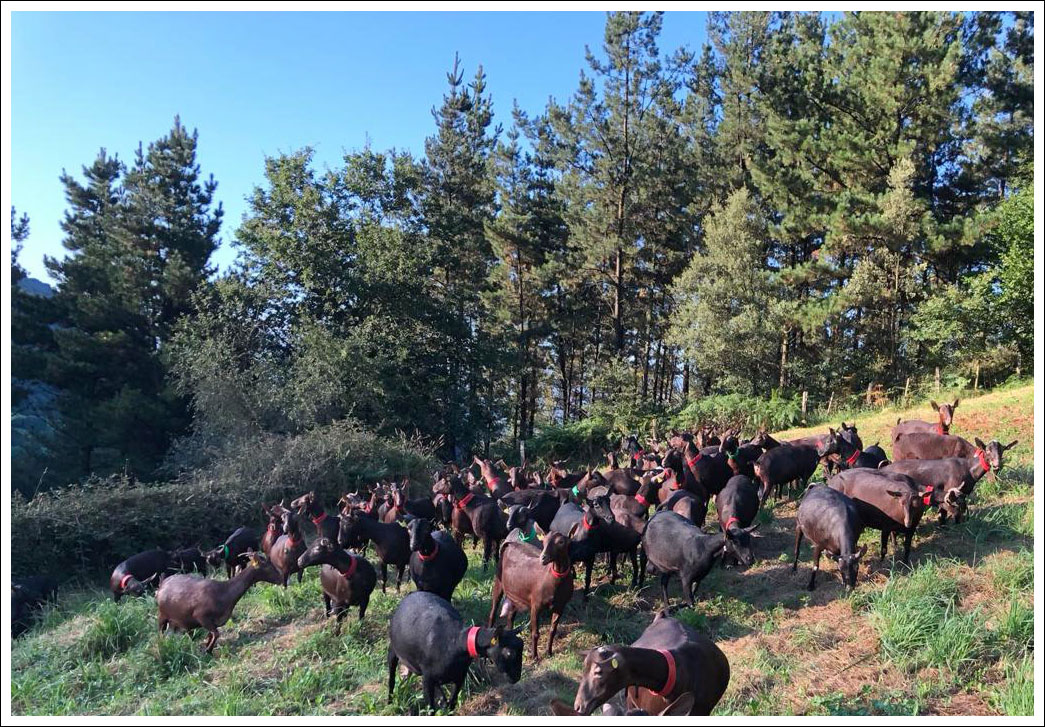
[11,421,436,577]
[11,11,1034,493]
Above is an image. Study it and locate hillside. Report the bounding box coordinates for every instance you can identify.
[10,384,1034,716]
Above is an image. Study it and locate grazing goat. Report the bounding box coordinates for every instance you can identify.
[110,549,170,601]
[793,484,867,590]
[388,591,523,712]
[157,551,282,653]
[642,510,751,608]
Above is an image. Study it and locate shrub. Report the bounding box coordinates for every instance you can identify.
[672,392,804,433]
[11,420,436,578]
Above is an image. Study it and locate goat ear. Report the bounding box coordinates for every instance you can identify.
[568,523,580,539]
[952,398,960,409]
[885,489,904,499]
[1004,440,1019,451]
[975,437,987,450]
[549,699,578,717]
[930,400,939,411]
[660,693,696,716]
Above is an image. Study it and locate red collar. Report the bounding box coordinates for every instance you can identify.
[846,449,862,466]
[361,502,373,513]
[582,513,597,530]
[418,542,439,561]
[922,485,934,507]
[485,477,502,491]
[724,516,740,530]
[466,626,481,658]
[652,649,677,696]
[975,449,991,473]
[549,562,571,578]
[937,422,945,435]
[456,492,474,509]
[286,534,301,546]
[634,493,649,507]
[312,511,328,525]
[339,556,358,579]
[686,453,701,468]
[119,573,135,591]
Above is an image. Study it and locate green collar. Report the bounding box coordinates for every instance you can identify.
[519,526,538,543]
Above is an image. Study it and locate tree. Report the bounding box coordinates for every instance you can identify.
[421,54,501,456]
[43,119,222,479]
[671,188,780,394]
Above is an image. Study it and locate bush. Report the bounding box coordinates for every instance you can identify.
[672,392,803,433]
[526,416,615,467]
[11,419,436,578]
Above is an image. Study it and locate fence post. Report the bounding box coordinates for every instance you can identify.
[801,391,808,423]
[866,381,874,407]
[519,440,527,468]
[935,367,941,394]
[826,393,834,416]
[974,362,980,391]
[903,377,911,407]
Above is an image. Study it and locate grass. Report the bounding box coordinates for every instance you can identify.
[11,383,1035,716]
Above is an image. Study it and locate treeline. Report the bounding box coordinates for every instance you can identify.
[10,11,1034,495]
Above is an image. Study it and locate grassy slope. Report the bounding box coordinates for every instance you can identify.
[11,385,1035,716]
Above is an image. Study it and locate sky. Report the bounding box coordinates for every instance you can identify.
[10,10,710,283]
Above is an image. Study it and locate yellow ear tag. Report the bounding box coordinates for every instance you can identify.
[611,658,618,669]
[490,637,498,645]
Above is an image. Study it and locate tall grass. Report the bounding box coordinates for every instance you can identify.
[859,557,1033,684]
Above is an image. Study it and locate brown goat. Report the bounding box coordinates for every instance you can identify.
[269,509,307,587]
[488,527,578,661]
[891,399,959,440]
[156,551,282,653]
[260,504,283,557]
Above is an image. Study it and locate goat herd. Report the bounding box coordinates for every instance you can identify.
[12,399,1020,716]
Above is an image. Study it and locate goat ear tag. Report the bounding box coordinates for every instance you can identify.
[611,658,618,669]
[490,636,498,645]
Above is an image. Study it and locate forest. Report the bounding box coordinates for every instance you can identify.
[10,10,1034,499]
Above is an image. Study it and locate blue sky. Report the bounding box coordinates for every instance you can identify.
[11,10,709,283]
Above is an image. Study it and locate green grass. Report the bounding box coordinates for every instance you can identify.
[11,383,1036,716]
[989,656,1034,716]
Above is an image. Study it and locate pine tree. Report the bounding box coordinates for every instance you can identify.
[44,119,223,479]
[421,54,500,456]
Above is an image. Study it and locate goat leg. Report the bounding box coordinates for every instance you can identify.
[387,648,399,704]
[530,606,541,662]
[547,609,562,657]
[792,528,803,571]
[808,546,821,591]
